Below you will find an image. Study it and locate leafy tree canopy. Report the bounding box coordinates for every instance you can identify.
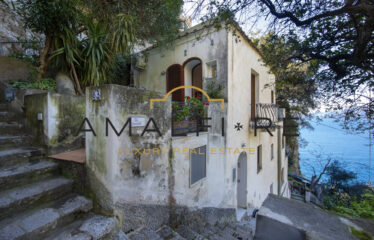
[187,0,374,133]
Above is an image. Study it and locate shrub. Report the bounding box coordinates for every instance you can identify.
[10,78,56,91]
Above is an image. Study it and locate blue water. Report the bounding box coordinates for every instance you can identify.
[299,117,372,183]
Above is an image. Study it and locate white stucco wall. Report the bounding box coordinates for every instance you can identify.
[135,25,229,99]
[226,29,285,208]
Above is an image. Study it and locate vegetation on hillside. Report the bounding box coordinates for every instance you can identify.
[7,0,183,93]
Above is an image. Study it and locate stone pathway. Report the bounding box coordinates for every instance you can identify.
[125,212,256,240]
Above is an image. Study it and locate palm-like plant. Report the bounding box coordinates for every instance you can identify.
[81,21,112,86]
[52,27,84,94]
[51,13,135,89]
[110,14,135,55]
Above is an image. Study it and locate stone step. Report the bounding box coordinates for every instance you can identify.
[225,223,253,240]
[0,147,44,168]
[0,104,7,111]
[213,225,243,240]
[0,135,34,150]
[0,111,16,122]
[0,122,24,135]
[175,225,204,240]
[0,160,58,190]
[191,225,227,240]
[44,214,118,240]
[0,177,73,220]
[0,194,92,240]
[291,194,305,202]
[128,226,162,240]
[156,225,185,240]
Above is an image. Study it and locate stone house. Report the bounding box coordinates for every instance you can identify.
[83,21,290,225]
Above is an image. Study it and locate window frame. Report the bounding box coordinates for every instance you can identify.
[257,145,262,173]
[189,145,207,187]
[271,143,274,160]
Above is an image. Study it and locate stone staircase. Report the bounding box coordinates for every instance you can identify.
[0,101,256,240]
[0,102,122,240]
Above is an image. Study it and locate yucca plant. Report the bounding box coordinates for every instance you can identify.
[81,21,112,86]
[52,27,84,94]
[52,13,136,88]
[110,14,135,55]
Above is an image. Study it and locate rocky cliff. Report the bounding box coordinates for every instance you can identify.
[0,1,34,55]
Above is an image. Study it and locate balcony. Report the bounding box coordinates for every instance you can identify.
[251,103,280,123]
[250,103,281,136]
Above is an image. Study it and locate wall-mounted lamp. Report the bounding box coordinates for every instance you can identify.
[161,71,166,76]
[92,88,101,101]
[5,87,14,102]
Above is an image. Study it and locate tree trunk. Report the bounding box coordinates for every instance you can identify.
[38,35,52,79]
[70,61,84,95]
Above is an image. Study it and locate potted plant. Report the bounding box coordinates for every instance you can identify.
[172,96,209,135]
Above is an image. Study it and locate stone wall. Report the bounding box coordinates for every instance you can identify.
[85,84,235,230]
[24,92,85,153]
[85,84,172,207]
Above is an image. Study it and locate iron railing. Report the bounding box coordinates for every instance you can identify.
[250,103,279,124]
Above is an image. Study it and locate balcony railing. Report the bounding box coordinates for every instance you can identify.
[250,103,280,124]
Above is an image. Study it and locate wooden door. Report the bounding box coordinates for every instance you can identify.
[251,74,256,121]
[167,64,184,102]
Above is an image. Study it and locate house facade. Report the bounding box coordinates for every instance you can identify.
[83,23,290,222]
[132,23,290,208]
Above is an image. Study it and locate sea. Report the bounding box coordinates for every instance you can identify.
[299,116,372,184]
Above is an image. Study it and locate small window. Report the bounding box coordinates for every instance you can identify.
[271,144,274,160]
[271,90,274,104]
[190,145,207,186]
[206,60,217,78]
[257,145,262,173]
[282,136,285,149]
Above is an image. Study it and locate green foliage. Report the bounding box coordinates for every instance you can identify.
[325,161,356,191]
[87,0,183,46]
[10,78,56,91]
[109,54,131,86]
[197,0,374,134]
[110,14,135,55]
[206,82,224,99]
[80,21,112,86]
[350,227,373,240]
[172,97,208,122]
[15,0,80,36]
[8,51,38,66]
[326,190,374,221]
[52,27,82,70]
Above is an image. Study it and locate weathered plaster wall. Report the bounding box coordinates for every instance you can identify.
[226,29,289,208]
[85,85,236,230]
[24,92,85,153]
[85,85,172,206]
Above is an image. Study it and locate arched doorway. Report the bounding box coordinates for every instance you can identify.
[237,152,248,208]
[166,64,184,102]
[183,58,202,98]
